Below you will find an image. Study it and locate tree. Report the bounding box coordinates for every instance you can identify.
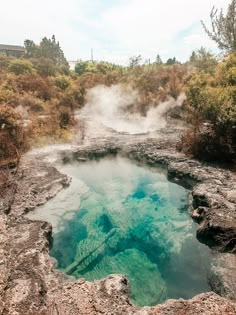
[166,57,177,65]
[24,35,69,69]
[155,54,163,65]
[190,51,197,63]
[75,61,87,75]
[129,55,142,68]
[39,36,68,66]
[189,47,217,73]
[202,0,236,52]
[24,40,37,58]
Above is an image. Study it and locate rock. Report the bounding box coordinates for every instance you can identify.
[0,119,235,314]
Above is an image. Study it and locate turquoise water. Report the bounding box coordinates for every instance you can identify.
[50,157,211,306]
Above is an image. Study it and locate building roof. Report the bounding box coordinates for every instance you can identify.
[0,44,25,52]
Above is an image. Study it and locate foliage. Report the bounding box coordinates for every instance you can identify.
[189,47,218,74]
[155,54,163,65]
[202,0,236,52]
[8,59,34,75]
[24,35,68,66]
[166,57,178,65]
[183,53,236,162]
[30,57,57,76]
[0,56,77,151]
[129,55,142,68]
[54,75,70,91]
[74,61,87,75]
[130,64,188,112]
[0,55,13,72]
[75,61,123,76]
[4,32,235,165]
[0,105,27,167]
[24,39,37,58]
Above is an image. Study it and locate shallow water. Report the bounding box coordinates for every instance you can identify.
[27,157,211,306]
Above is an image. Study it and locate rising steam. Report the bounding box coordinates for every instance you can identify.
[82,84,186,134]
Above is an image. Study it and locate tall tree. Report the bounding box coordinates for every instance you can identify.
[155,54,163,65]
[202,0,236,52]
[24,40,37,58]
[129,55,142,68]
[166,57,177,65]
[24,35,68,67]
[190,51,197,63]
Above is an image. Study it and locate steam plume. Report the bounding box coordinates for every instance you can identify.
[82,84,186,134]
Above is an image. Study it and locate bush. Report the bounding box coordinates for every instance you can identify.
[30,57,56,76]
[0,105,28,167]
[0,56,13,72]
[14,74,56,100]
[8,59,34,75]
[183,53,236,162]
[54,75,70,91]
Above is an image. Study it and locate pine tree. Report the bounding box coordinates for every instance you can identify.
[155,54,163,64]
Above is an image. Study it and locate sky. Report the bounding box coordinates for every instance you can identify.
[0,0,228,64]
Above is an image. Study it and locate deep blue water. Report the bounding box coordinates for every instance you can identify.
[39,157,212,306]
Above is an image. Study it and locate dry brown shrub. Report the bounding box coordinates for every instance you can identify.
[14,74,56,100]
[0,105,29,167]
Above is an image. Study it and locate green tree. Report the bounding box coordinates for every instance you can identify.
[190,51,197,63]
[24,39,37,58]
[24,35,69,70]
[166,57,177,65]
[75,61,87,75]
[202,0,236,52]
[155,54,163,64]
[39,36,67,65]
[189,47,217,73]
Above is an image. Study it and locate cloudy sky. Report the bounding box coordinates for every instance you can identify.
[0,0,228,64]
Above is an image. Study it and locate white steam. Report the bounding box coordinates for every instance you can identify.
[82,84,186,134]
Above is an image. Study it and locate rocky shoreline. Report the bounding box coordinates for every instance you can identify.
[0,119,236,314]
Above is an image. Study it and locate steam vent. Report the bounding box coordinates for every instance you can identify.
[1,1,236,313]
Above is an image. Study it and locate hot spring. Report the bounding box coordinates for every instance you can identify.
[27,157,212,307]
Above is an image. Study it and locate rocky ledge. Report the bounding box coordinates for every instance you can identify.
[0,120,236,314]
[0,215,236,315]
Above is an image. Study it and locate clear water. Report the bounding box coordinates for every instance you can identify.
[29,157,211,306]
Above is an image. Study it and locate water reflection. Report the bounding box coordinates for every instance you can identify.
[28,157,211,306]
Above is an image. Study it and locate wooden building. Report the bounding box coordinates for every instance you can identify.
[0,44,25,58]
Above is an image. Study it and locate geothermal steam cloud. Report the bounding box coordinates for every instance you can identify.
[83,84,186,134]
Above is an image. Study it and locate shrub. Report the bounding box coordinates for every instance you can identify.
[8,59,34,75]
[30,57,56,76]
[14,74,56,100]
[0,105,28,167]
[0,56,13,72]
[183,54,236,162]
[54,75,70,91]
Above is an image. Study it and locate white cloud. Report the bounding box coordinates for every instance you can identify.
[100,0,228,62]
[0,0,229,63]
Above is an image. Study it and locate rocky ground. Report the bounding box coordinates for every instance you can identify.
[0,118,236,315]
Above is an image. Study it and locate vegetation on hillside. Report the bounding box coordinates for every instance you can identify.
[181,0,236,162]
[1,0,236,179]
